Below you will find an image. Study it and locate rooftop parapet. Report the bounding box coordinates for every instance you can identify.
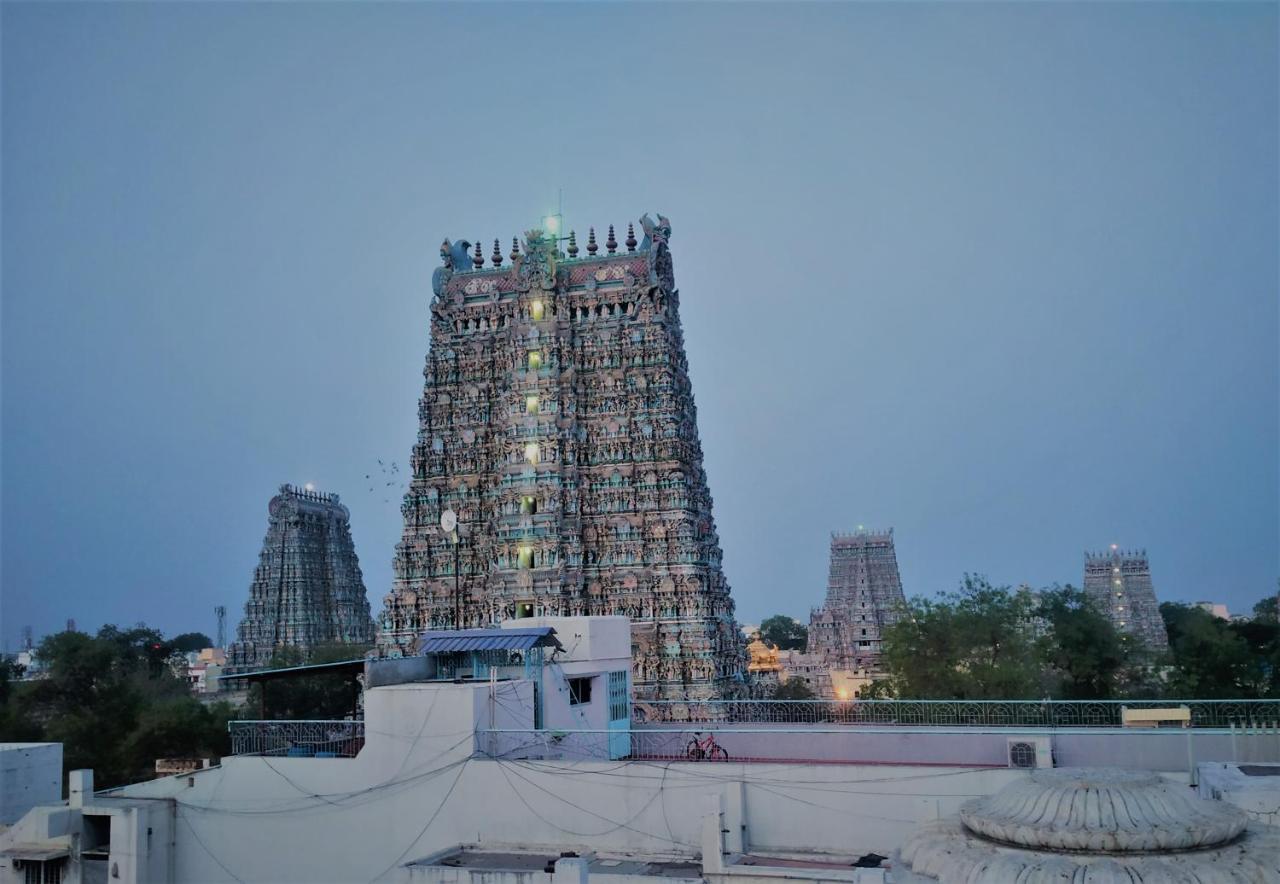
[278,483,341,506]
[430,214,675,299]
[831,527,894,543]
[1085,547,1149,561]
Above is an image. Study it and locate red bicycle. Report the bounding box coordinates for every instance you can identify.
[686,731,729,761]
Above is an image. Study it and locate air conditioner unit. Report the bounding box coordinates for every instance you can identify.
[1007,736,1053,769]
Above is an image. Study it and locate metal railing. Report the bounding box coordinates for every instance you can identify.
[477,724,1280,769]
[631,699,1280,729]
[478,727,736,763]
[228,720,364,758]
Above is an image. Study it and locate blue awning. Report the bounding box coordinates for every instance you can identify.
[417,627,562,655]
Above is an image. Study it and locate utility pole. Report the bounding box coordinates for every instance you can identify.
[454,533,461,630]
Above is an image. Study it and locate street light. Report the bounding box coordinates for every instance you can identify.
[441,509,460,630]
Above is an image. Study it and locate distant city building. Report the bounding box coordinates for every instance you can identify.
[1196,602,1231,620]
[804,529,906,696]
[1083,547,1169,651]
[179,648,227,694]
[226,484,374,675]
[377,218,745,699]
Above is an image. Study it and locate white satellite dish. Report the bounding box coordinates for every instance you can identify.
[440,509,457,533]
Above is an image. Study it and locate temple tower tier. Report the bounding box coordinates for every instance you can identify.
[226,484,375,674]
[1082,548,1169,651]
[805,528,905,693]
[378,215,746,699]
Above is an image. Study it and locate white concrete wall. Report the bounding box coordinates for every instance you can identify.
[0,743,61,825]
[505,617,632,733]
[104,680,1027,884]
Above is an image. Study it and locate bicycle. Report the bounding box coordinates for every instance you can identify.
[686,731,729,761]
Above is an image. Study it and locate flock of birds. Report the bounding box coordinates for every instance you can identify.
[367,459,405,503]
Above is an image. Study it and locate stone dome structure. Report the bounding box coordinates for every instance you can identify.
[895,768,1280,883]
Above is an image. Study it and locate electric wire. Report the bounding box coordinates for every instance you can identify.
[367,757,469,883]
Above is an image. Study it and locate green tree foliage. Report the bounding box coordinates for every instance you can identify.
[246,642,371,721]
[771,679,816,700]
[878,577,1040,699]
[876,580,1280,700]
[0,625,233,789]
[1252,596,1278,624]
[760,615,808,650]
[169,632,214,654]
[1160,603,1265,698]
[1034,587,1135,699]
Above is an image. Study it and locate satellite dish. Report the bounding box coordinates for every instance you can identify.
[440,509,457,533]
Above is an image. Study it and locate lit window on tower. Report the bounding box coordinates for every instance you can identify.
[528,351,542,371]
[524,443,540,464]
[521,496,538,515]
[530,300,544,321]
[518,547,534,569]
[526,395,539,415]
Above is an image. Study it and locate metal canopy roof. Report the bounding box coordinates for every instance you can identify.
[2,843,71,862]
[417,626,561,655]
[219,659,367,683]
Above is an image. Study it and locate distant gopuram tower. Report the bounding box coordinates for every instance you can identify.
[378,216,745,699]
[226,484,375,674]
[1083,547,1169,651]
[806,529,906,684]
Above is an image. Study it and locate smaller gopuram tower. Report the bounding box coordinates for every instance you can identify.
[226,484,375,674]
[1083,546,1169,651]
[806,529,905,690]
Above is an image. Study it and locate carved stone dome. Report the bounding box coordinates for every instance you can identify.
[959,768,1247,852]
[895,768,1280,884]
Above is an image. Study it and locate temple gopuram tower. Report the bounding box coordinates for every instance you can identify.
[379,216,745,699]
[226,484,375,674]
[1083,546,1169,651]
[806,529,905,691]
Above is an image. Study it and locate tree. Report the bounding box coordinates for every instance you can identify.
[760,615,808,650]
[878,577,1039,699]
[1,624,234,788]
[1161,603,1264,698]
[1253,596,1278,624]
[1034,587,1135,699]
[170,633,214,654]
[771,679,816,700]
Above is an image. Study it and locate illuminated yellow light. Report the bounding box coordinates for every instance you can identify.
[543,216,559,234]
[530,300,544,321]
[524,443,539,464]
[518,546,533,569]
[836,688,850,701]
[528,351,542,371]
[526,395,539,414]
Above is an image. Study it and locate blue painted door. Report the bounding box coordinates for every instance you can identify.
[607,670,630,759]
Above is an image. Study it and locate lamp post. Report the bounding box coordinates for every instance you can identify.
[441,509,460,630]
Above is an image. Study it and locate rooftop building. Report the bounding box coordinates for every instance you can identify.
[10,616,1280,884]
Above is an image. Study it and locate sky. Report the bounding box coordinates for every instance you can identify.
[2,2,1276,648]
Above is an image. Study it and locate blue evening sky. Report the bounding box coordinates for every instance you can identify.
[2,2,1276,646]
